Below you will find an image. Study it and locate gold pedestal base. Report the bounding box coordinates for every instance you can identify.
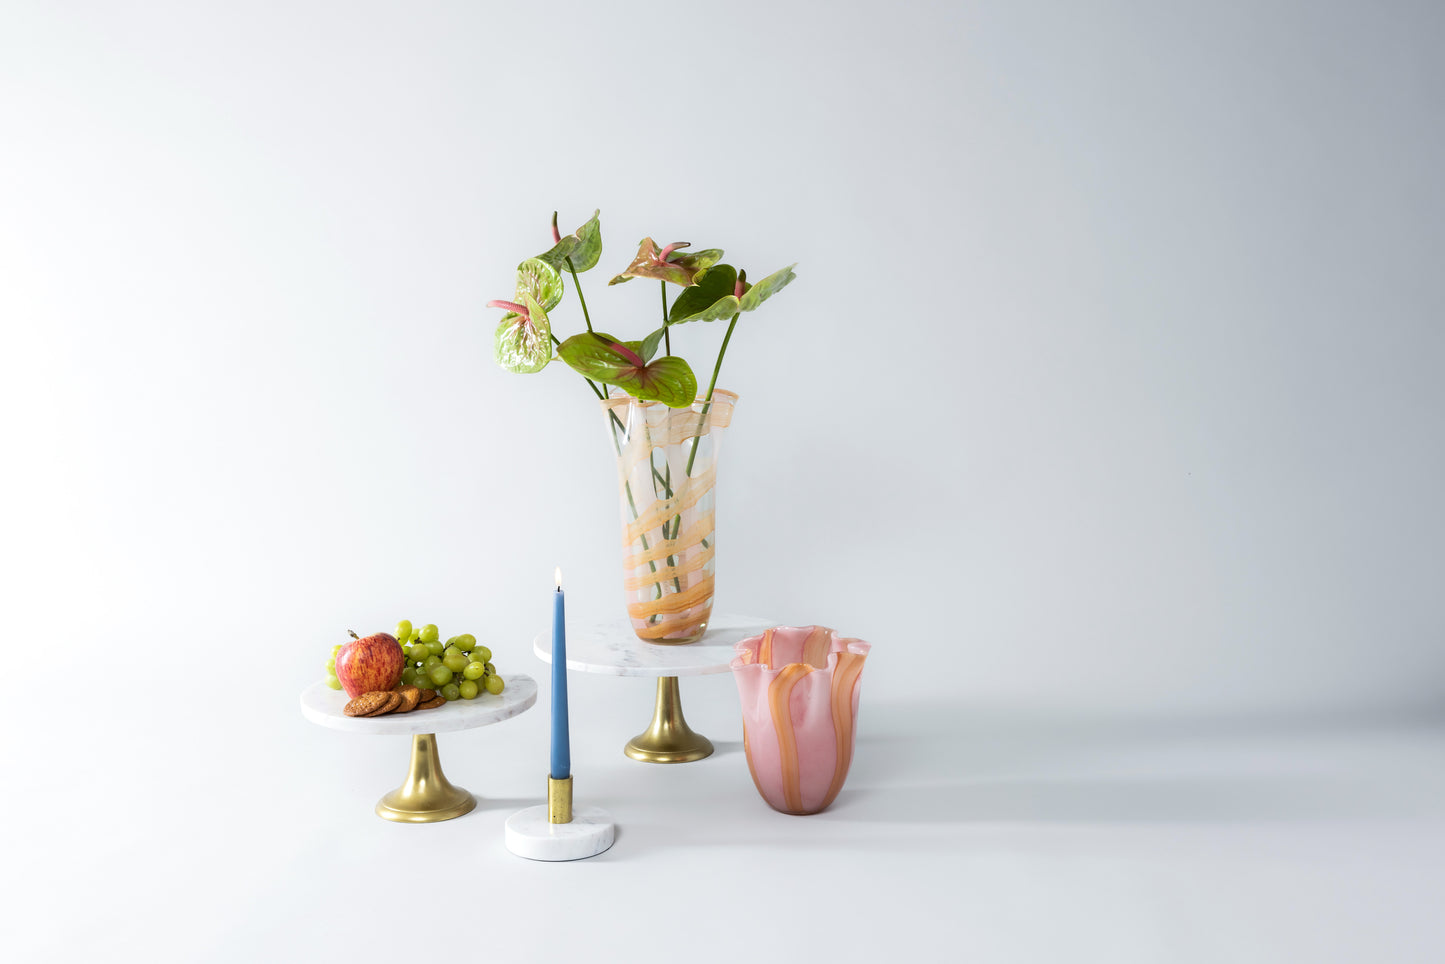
[624,676,714,763]
[375,733,476,823]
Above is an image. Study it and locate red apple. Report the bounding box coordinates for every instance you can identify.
[335,631,404,698]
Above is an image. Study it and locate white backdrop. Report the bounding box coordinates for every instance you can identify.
[4,0,1441,719]
[3,2,1443,960]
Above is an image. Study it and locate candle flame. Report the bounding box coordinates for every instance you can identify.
[555,566,563,588]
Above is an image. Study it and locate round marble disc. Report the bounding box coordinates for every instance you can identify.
[505,804,616,861]
[533,613,776,677]
[299,675,537,735]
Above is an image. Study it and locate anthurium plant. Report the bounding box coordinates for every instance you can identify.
[487,210,796,408]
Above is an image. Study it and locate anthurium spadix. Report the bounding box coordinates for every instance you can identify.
[667,263,798,325]
[609,238,723,287]
[557,331,698,408]
[489,258,564,373]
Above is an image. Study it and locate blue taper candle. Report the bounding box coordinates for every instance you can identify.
[550,567,570,780]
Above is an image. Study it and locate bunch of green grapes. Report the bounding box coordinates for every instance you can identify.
[323,644,344,690]
[394,620,506,701]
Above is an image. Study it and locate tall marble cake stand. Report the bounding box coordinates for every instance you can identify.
[534,614,773,764]
[300,675,537,822]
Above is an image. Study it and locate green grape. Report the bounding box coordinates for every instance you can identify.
[441,682,461,701]
[325,657,336,672]
[462,662,486,681]
[395,620,412,641]
[401,666,419,686]
[443,645,464,660]
[325,674,343,691]
[428,665,453,686]
[454,634,476,649]
[425,639,445,657]
[444,636,459,648]
[423,654,442,669]
[484,662,495,675]
[458,679,479,700]
[469,645,492,664]
[483,675,504,695]
[331,643,343,655]
[419,624,440,644]
[407,643,429,662]
[443,653,468,673]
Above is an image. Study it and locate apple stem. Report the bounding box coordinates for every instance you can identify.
[347,630,359,639]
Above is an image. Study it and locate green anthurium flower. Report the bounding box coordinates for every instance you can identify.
[556,332,698,407]
[515,257,564,313]
[536,210,603,274]
[489,292,553,374]
[608,238,723,287]
[667,263,797,324]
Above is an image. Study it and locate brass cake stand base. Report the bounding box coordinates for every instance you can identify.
[624,676,714,763]
[375,733,476,823]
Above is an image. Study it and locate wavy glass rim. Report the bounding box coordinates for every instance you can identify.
[599,388,739,412]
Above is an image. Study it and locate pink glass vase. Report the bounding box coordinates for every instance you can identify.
[730,626,871,815]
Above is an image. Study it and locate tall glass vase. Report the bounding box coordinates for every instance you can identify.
[602,389,737,643]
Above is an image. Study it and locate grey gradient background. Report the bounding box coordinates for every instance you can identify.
[2,1,1443,961]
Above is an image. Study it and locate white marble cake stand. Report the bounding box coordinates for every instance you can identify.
[300,675,537,822]
[533,614,774,763]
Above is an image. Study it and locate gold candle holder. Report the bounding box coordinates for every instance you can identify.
[548,775,573,824]
[624,676,714,763]
[375,733,476,823]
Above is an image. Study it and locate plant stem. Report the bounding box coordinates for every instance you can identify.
[684,310,740,477]
[660,281,670,356]
[566,257,593,333]
[647,450,684,593]
[665,310,740,550]
[561,265,683,618]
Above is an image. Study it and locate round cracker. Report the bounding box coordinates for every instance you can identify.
[362,691,403,717]
[344,691,392,717]
[393,684,421,713]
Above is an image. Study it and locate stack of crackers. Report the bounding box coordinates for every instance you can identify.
[343,683,445,717]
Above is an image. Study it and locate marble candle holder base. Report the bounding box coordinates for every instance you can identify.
[505,805,616,861]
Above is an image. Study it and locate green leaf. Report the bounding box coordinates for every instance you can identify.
[536,210,602,273]
[638,326,668,362]
[668,264,738,324]
[515,258,563,312]
[665,262,798,323]
[628,356,697,408]
[738,263,797,312]
[568,211,602,272]
[557,332,640,383]
[556,332,697,407]
[493,294,552,374]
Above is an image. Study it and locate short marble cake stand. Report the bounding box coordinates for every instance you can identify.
[300,675,537,822]
[533,614,774,764]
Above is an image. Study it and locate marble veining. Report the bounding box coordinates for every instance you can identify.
[532,613,776,677]
[299,675,537,735]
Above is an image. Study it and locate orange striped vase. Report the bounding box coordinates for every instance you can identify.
[602,390,737,644]
[731,626,871,814]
